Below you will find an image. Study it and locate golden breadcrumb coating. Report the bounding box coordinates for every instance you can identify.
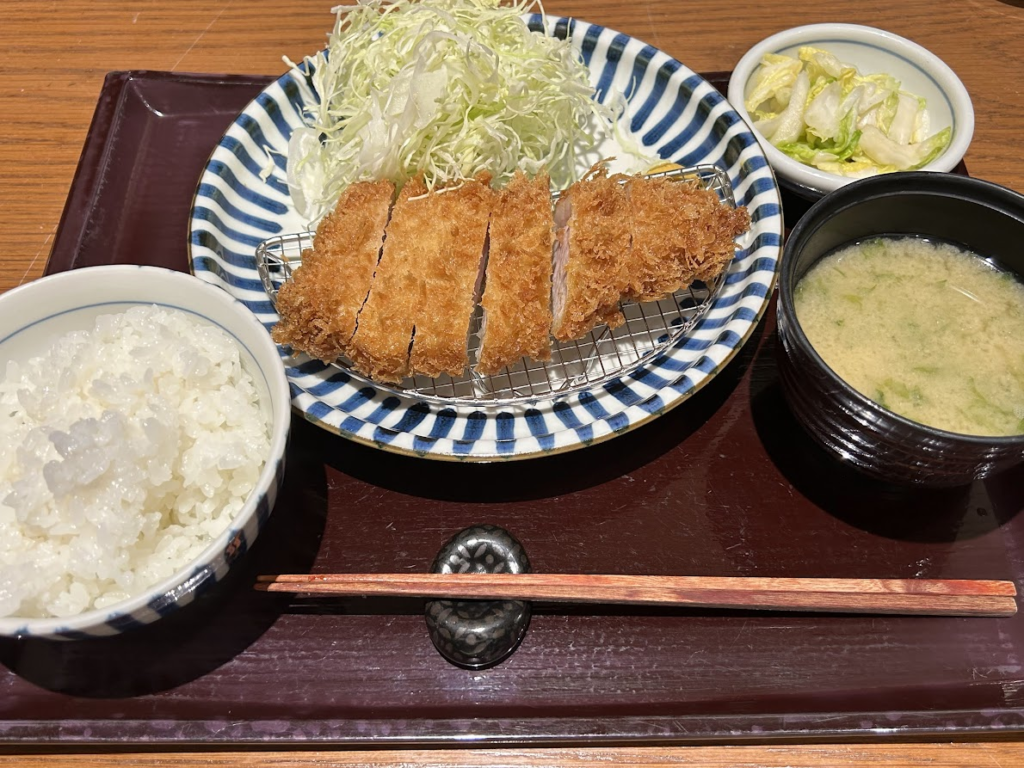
[275,167,749,387]
[346,177,432,384]
[409,175,494,378]
[688,196,750,284]
[476,171,554,376]
[271,180,393,362]
[623,177,749,302]
[550,169,631,342]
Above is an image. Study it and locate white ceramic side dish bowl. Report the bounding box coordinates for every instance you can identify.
[728,23,974,198]
[0,266,291,639]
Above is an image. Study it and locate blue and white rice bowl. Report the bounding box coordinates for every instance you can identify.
[188,15,784,461]
[0,266,290,639]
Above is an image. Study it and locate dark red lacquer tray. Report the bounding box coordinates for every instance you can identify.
[1,70,1019,746]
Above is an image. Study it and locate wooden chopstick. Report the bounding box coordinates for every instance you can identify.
[254,573,1018,617]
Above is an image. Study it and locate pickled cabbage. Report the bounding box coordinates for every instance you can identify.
[745,46,951,178]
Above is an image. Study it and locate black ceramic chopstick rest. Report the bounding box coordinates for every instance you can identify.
[425,524,532,669]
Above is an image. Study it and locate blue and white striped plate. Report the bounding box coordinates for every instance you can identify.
[188,15,783,462]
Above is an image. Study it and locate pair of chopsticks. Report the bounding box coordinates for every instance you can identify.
[255,573,1018,617]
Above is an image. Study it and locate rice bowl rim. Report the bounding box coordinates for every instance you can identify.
[0,265,291,637]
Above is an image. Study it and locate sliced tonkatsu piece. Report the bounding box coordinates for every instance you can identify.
[346,177,433,385]
[686,193,751,285]
[622,176,750,302]
[621,176,699,303]
[550,168,631,342]
[475,171,554,376]
[408,174,494,379]
[271,179,394,361]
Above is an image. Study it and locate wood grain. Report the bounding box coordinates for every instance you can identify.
[256,573,1019,615]
[3,1,1024,764]
[1,0,1023,297]
[2,744,1024,767]
[260,572,1019,594]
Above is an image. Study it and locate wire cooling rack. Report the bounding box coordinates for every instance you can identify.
[257,164,739,407]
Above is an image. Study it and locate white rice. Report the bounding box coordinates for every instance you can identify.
[0,305,270,619]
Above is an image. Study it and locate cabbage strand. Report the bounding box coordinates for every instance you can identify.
[287,0,616,222]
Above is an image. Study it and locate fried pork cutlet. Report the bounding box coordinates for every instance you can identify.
[550,169,631,342]
[409,175,494,378]
[623,176,750,303]
[346,177,433,384]
[271,180,394,361]
[687,193,750,284]
[476,171,554,376]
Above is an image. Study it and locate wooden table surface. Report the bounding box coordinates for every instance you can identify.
[2,0,1024,764]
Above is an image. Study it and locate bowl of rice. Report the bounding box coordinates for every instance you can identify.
[0,265,290,639]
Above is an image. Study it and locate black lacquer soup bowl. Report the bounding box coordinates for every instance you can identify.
[777,172,1024,487]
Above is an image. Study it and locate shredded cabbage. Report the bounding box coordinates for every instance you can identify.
[745,46,951,179]
[286,0,621,222]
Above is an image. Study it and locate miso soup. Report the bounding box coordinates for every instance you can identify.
[794,236,1024,437]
